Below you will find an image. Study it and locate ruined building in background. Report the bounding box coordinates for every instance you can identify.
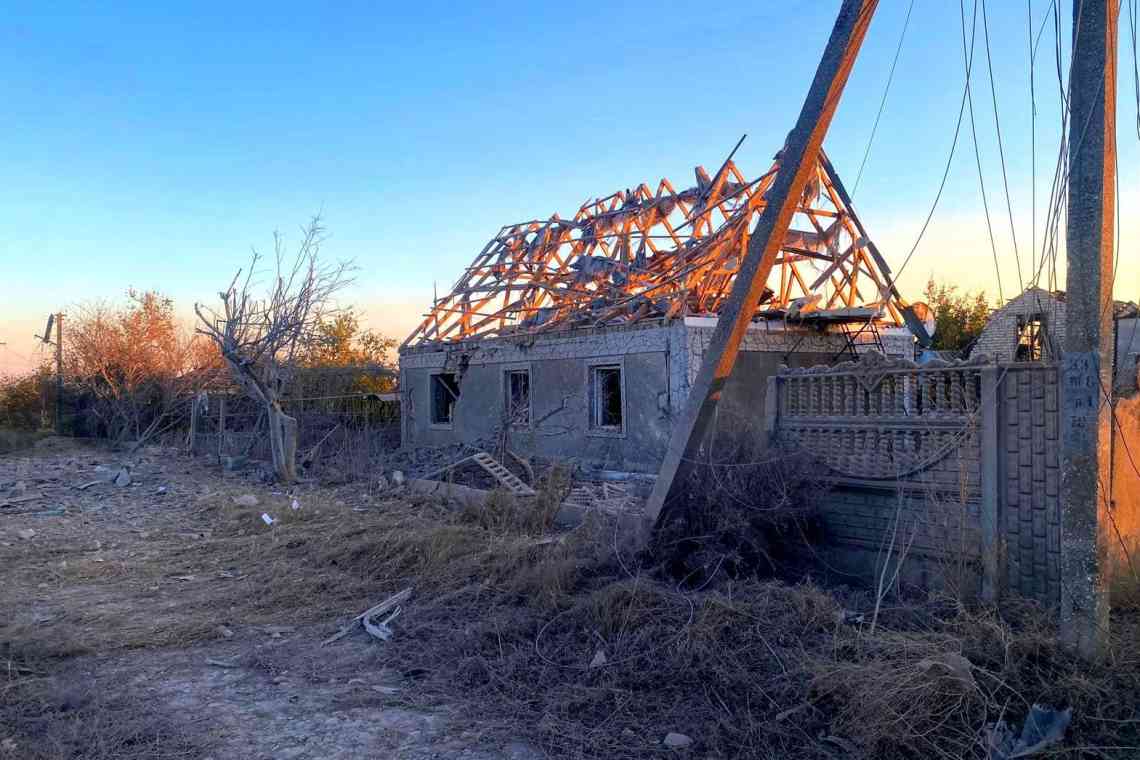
[399,149,920,471]
[973,286,1140,392]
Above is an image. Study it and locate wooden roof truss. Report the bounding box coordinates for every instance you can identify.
[403,148,907,348]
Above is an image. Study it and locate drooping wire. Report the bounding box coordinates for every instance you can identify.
[1029,0,1037,282]
[1130,0,1140,140]
[963,0,1006,303]
[851,0,915,199]
[982,0,1025,293]
[892,0,980,286]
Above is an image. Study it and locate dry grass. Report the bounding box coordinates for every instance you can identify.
[3,463,1140,759]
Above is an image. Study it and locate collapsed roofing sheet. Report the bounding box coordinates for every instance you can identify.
[404,147,908,348]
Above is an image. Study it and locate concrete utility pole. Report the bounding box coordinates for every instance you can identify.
[646,0,879,522]
[1060,0,1117,658]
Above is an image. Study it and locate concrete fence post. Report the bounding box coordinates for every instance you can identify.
[980,366,1001,602]
[764,375,781,443]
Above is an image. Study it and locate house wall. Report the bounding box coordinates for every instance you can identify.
[399,319,910,470]
[399,323,687,472]
[974,290,1140,392]
[1116,318,1140,393]
[973,288,1067,362]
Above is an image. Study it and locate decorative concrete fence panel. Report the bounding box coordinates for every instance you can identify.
[766,353,1061,604]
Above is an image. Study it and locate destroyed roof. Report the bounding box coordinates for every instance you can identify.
[403,148,909,348]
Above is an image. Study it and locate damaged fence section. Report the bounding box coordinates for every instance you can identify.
[767,352,1063,604]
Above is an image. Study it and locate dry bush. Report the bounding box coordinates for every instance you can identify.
[652,440,828,587]
[67,291,220,448]
[0,368,50,432]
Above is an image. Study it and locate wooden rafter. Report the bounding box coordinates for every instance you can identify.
[403,146,907,348]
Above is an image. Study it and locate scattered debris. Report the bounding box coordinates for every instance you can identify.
[16,528,36,540]
[0,493,44,508]
[205,657,242,669]
[362,606,402,642]
[321,587,413,646]
[562,481,639,516]
[234,494,260,507]
[261,513,275,526]
[662,732,693,749]
[391,470,406,486]
[216,625,235,639]
[589,650,607,669]
[471,452,535,496]
[985,705,1073,760]
[113,469,132,487]
[423,451,535,496]
[222,455,248,472]
[916,652,975,690]
[371,685,401,695]
[290,497,300,511]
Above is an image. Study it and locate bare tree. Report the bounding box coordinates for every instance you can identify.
[195,216,354,482]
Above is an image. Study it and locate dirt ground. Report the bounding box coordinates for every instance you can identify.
[5,438,1139,760]
[0,438,541,760]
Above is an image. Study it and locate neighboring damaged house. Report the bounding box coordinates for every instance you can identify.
[399,148,921,471]
[973,287,1140,392]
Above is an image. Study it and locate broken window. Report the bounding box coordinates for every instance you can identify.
[430,373,460,426]
[1015,314,1045,361]
[504,369,530,427]
[590,365,623,431]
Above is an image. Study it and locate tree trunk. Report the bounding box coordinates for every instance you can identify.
[267,401,299,482]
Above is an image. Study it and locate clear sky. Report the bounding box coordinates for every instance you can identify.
[2,0,1138,373]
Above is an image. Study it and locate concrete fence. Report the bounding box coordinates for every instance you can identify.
[766,352,1062,604]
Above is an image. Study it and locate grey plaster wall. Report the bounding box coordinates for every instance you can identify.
[399,324,683,472]
[398,320,870,471]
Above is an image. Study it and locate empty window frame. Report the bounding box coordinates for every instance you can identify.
[504,369,530,427]
[590,364,623,432]
[430,373,460,426]
[1015,314,1045,361]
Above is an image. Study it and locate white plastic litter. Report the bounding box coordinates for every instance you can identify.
[261,513,275,526]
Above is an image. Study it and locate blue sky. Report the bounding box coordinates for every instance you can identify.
[3,1,1139,372]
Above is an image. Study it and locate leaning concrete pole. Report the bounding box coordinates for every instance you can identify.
[645,0,879,523]
[1060,0,1117,658]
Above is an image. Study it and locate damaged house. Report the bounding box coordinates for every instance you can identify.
[399,149,921,472]
[973,286,1140,392]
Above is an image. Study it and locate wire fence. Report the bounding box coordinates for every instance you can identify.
[186,365,401,479]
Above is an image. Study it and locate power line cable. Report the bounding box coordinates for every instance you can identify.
[1130,0,1140,140]
[982,0,1025,292]
[851,0,915,199]
[962,0,1007,303]
[893,0,980,286]
[1029,0,1038,280]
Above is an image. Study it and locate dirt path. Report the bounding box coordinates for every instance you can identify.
[0,439,540,760]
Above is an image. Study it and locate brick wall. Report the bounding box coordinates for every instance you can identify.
[973,288,1066,362]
